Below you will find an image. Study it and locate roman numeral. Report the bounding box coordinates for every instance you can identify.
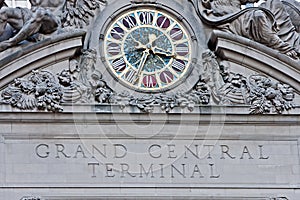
[112,58,126,72]
[160,71,174,84]
[111,27,124,40]
[172,60,185,72]
[107,44,120,55]
[176,44,189,56]
[123,16,137,29]
[140,12,153,25]
[171,29,183,39]
[124,70,137,83]
[144,75,156,88]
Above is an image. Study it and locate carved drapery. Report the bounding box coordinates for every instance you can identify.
[191,0,300,59]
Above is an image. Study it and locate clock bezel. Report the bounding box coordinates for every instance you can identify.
[95,1,200,96]
[102,8,194,93]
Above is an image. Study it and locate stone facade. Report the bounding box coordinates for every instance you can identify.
[0,0,299,199]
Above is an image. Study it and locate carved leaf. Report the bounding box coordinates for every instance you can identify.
[62,0,107,28]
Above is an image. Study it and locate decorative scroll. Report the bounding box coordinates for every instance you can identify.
[1,71,63,112]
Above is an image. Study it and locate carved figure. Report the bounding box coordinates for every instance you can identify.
[195,0,300,58]
[199,50,296,114]
[58,49,113,103]
[0,0,65,51]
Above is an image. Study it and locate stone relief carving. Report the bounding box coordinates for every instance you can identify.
[282,0,300,32]
[190,0,300,59]
[108,83,210,113]
[0,0,65,51]
[1,48,295,114]
[58,49,113,103]
[248,74,295,114]
[0,0,106,51]
[62,0,106,28]
[198,50,296,114]
[0,71,63,112]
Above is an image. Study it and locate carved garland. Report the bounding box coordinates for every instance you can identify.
[0,49,297,114]
[0,71,63,112]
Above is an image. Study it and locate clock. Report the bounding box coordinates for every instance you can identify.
[103,8,192,92]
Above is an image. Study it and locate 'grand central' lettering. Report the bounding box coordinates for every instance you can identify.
[35,142,270,179]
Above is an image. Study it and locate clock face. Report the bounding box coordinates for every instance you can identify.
[103,8,192,92]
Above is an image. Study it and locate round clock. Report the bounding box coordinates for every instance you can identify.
[103,8,192,92]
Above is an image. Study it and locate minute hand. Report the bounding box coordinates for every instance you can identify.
[136,50,150,81]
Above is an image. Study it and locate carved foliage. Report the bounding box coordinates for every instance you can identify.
[248,75,295,114]
[199,50,296,114]
[1,71,63,112]
[109,83,210,113]
[59,49,209,113]
[62,0,107,28]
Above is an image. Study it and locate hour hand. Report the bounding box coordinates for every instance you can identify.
[152,47,175,58]
[130,35,146,50]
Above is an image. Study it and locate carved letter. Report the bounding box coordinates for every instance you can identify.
[204,145,214,159]
[139,164,155,178]
[92,144,107,158]
[74,145,87,158]
[88,162,99,178]
[168,144,177,158]
[55,144,71,158]
[114,144,127,158]
[209,163,220,178]
[171,164,186,178]
[190,164,204,178]
[240,146,254,159]
[148,144,161,158]
[105,163,115,177]
[220,145,235,159]
[35,144,50,158]
[184,145,199,159]
[120,163,136,178]
[159,164,165,178]
[259,145,269,159]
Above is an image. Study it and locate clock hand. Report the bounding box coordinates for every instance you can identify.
[148,34,157,46]
[136,49,150,82]
[152,46,175,58]
[130,35,146,50]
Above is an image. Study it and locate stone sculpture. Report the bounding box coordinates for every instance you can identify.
[193,0,300,59]
[0,0,65,51]
[62,0,106,28]
[0,0,106,51]
[0,70,63,112]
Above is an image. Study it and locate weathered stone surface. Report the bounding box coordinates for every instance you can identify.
[0,0,299,199]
